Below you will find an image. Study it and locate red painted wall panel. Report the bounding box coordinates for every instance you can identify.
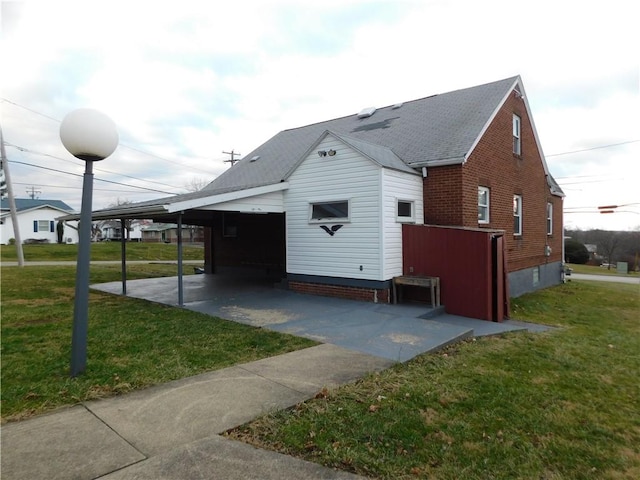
[403,224,507,321]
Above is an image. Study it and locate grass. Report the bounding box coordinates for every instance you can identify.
[0,242,204,262]
[567,263,639,277]
[0,264,316,422]
[228,281,640,479]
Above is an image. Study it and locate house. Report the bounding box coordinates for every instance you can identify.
[99,219,149,241]
[87,76,564,320]
[0,198,79,244]
[140,222,205,243]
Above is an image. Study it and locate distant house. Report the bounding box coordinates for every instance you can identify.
[99,219,149,241]
[0,198,79,244]
[86,75,564,321]
[140,223,204,243]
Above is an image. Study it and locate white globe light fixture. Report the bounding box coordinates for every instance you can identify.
[60,108,118,377]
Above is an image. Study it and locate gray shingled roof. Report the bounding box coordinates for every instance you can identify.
[204,76,520,195]
[83,75,563,221]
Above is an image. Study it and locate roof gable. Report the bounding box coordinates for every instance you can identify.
[283,130,418,180]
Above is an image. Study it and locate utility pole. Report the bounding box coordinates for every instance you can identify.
[223,149,241,167]
[0,124,25,266]
[26,185,41,199]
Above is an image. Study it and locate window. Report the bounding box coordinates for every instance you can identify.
[34,220,53,232]
[546,202,553,235]
[478,186,490,223]
[513,114,521,155]
[533,266,540,286]
[222,213,238,237]
[513,195,523,236]
[397,200,414,222]
[310,200,349,222]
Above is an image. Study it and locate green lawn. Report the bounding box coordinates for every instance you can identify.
[228,281,640,479]
[567,263,639,277]
[0,264,316,422]
[0,242,204,262]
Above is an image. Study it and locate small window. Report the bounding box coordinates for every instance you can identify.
[513,195,523,236]
[397,200,414,222]
[310,200,349,222]
[223,213,238,237]
[533,266,540,286]
[478,186,490,224]
[546,202,553,235]
[36,220,50,232]
[513,114,521,155]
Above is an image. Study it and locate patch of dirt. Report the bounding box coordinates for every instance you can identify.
[384,333,423,345]
[220,306,299,327]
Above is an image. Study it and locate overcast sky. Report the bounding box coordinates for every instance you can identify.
[1,0,638,230]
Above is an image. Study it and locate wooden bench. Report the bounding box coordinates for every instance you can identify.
[392,275,441,308]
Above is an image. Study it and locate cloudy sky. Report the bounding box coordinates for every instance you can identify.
[1,0,638,230]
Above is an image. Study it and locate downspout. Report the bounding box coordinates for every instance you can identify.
[177,212,184,306]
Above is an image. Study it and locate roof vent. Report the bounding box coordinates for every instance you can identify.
[357,107,376,119]
[250,155,260,162]
[391,102,403,109]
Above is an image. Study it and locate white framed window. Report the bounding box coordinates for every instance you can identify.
[513,195,523,236]
[478,186,490,224]
[513,114,521,155]
[309,200,350,223]
[396,200,415,223]
[34,220,52,232]
[546,202,553,235]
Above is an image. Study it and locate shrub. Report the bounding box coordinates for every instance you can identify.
[565,238,589,264]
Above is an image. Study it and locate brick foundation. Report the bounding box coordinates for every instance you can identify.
[289,281,391,303]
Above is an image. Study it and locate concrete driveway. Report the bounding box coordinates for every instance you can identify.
[93,272,550,362]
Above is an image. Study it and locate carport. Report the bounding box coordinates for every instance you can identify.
[61,183,289,306]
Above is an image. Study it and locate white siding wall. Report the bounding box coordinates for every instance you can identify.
[380,169,424,279]
[285,136,383,280]
[0,208,79,244]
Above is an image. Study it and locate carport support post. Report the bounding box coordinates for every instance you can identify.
[120,218,127,295]
[177,212,184,306]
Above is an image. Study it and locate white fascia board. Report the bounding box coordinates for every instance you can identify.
[167,182,289,213]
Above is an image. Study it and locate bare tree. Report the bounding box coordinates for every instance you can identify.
[184,177,210,192]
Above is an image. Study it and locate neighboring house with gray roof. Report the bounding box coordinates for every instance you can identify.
[87,76,565,320]
[0,198,78,244]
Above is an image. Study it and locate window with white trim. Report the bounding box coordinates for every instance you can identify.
[478,186,490,223]
[513,195,523,236]
[396,200,414,222]
[546,202,553,235]
[310,200,350,222]
[34,220,53,232]
[513,114,521,155]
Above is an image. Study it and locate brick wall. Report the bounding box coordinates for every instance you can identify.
[289,281,391,303]
[423,89,563,273]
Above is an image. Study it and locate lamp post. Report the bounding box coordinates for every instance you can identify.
[60,109,118,377]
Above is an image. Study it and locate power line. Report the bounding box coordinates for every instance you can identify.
[1,98,219,176]
[12,181,158,194]
[546,140,639,157]
[4,141,184,192]
[7,159,176,194]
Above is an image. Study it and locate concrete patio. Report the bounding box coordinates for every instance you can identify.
[93,271,551,362]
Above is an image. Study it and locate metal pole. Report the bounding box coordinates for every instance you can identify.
[120,218,127,295]
[70,160,94,377]
[177,212,184,306]
[1,125,25,266]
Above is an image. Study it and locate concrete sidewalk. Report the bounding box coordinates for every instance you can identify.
[1,344,391,480]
